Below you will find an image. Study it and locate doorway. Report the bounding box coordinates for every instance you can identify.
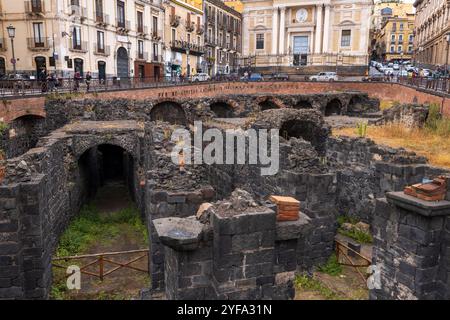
[117,47,129,78]
[74,58,84,76]
[98,61,106,81]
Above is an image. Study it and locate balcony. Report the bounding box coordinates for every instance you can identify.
[0,38,6,52]
[27,37,50,50]
[196,25,204,35]
[69,5,87,19]
[25,0,45,15]
[152,31,162,41]
[170,40,205,56]
[137,25,148,36]
[170,15,181,28]
[116,19,131,32]
[93,43,110,56]
[186,21,195,33]
[207,15,215,25]
[95,12,110,26]
[152,55,163,63]
[69,41,88,53]
[136,52,148,61]
[205,36,216,46]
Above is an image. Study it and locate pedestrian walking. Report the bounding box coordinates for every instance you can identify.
[85,72,92,92]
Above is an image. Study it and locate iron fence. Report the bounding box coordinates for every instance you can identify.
[0,75,448,97]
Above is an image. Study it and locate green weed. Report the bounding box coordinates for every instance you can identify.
[318,254,343,276]
[294,274,341,300]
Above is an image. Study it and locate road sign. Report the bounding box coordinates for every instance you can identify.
[10,58,16,64]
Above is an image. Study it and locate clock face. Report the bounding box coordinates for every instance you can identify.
[296,9,308,23]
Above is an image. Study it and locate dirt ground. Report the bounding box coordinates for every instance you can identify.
[52,182,149,300]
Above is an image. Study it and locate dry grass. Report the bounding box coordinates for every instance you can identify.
[333,123,450,169]
[379,100,398,111]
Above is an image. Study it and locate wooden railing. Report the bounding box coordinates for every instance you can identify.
[335,239,371,283]
[52,249,148,281]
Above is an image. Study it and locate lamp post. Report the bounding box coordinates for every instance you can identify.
[127,41,132,79]
[7,25,16,77]
[445,33,450,77]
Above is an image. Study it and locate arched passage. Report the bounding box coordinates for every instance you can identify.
[77,144,137,202]
[117,47,129,78]
[259,100,279,111]
[150,101,187,125]
[347,96,363,115]
[294,100,313,109]
[5,114,46,158]
[325,99,342,116]
[279,119,323,153]
[210,101,234,118]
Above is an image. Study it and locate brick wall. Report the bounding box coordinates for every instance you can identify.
[0,82,448,124]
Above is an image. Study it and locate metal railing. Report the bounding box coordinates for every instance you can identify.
[95,12,110,25]
[0,75,448,98]
[93,43,111,56]
[69,41,88,53]
[116,19,131,30]
[27,37,50,50]
[136,52,148,61]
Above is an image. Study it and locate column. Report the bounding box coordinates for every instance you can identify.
[271,8,279,55]
[314,5,323,54]
[279,6,286,55]
[322,5,330,53]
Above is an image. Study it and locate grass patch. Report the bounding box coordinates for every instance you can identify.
[295,274,341,300]
[338,228,373,244]
[333,121,450,168]
[318,254,343,276]
[379,100,399,111]
[55,204,147,258]
[337,215,359,227]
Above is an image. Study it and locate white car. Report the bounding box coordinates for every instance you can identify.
[384,68,394,75]
[191,73,211,82]
[393,64,400,70]
[309,72,338,82]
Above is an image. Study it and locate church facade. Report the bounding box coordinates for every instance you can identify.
[241,0,373,73]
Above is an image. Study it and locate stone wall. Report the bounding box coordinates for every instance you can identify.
[370,191,450,300]
[327,136,448,223]
[0,121,144,299]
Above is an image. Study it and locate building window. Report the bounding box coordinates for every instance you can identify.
[33,22,44,46]
[197,36,201,45]
[256,33,264,50]
[171,29,176,42]
[97,31,104,52]
[390,46,395,53]
[408,45,413,53]
[408,34,413,43]
[153,43,158,60]
[399,23,404,31]
[138,40,144,57]
[340,30,351,47]
[137,11,144,33]
[72,26,82,49]
[391,34,396,42]
[398,34,403,42]
[187,33,191,43]
[95,0,103,22]
[397,45,402,53]
[117,0,125,27]
[153,16,158,36]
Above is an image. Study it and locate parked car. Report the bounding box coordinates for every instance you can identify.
[393,64,400,70]
[309,72,338,82]
[421,69,432,77]
[268,73,289,81]
[0,74,32,89]
[398,70,408,77]
[191,73,211,82]
[243,73,264,82]
[384,68,394,75]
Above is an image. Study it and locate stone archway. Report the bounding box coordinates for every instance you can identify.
[210,101,234,118]
[4,114,46,158]
[150,101,187,125]
[294,100,313,109]
[259,99,280,111]
[325,99,342,116]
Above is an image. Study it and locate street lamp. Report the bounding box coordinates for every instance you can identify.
[127,41,132,78]
[7,25,16,76]
[445,33,450,77]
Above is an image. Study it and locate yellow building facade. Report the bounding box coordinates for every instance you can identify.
[371,1,415,62]
[0,0,165,79]
[163,0,205,77]
[241,0,373,71]
[223,1,244,13]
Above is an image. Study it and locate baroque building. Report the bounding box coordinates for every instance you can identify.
[163,0,205,78]
[241,0,373,74]
[371,1,415,62]
[413,0,450,70]
[204,0,242,75]
[0,0,165,79]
